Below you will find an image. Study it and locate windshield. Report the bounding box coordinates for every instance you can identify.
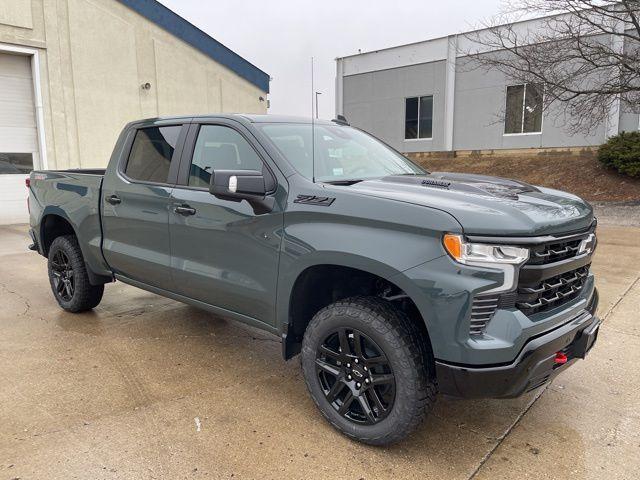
[258,123,425,182]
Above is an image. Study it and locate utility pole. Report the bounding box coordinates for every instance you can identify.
[315,91,322,119]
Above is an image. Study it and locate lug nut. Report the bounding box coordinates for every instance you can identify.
[365,378,370,384]
[363,366,368,371]
[354,359,359,364]
[356,382,361,388]
[347,375,352,380]
[346,363,351,368]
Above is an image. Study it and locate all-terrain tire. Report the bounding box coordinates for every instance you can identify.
[301,296,437,445]
[47,235,104,312]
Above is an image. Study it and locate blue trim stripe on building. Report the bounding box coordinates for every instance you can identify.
[116,0,270,93]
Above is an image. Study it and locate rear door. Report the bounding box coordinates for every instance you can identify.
[101,121,187,291]
[168,120,284,326]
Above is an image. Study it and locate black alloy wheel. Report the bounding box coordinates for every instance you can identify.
[47,235,104,312]
[315,327,395,425]
[50,249,75,302]
[301,296,437,445]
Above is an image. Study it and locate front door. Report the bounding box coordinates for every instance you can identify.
[168,122,283,326]
[101,123,184,291]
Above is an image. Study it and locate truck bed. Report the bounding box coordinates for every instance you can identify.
[36,168,107,176]
[29,169,106,278]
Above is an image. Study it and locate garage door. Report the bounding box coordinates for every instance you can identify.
[0,52,39,225]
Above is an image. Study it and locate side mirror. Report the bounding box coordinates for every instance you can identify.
[209,169,276,213]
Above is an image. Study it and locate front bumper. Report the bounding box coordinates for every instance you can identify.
[436,289,600,398]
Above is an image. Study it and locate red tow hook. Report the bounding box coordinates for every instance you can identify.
[554,352,568,365]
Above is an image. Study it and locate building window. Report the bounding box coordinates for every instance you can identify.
[505,84,543,134]
[0,153,33,174]
[405,96,433,139]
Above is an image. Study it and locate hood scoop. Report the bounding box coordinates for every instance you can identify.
[381,172,540,200]
[420,178,451,189]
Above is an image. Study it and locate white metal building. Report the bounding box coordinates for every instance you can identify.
[335,15,635,156]
[0,43,44,225]
[0,0,269,225]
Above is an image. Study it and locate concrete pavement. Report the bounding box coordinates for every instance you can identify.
[0,224,638,479]
[593,202,640,227]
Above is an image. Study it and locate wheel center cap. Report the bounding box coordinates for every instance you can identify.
[351,366,365,379]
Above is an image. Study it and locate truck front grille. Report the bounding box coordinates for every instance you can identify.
[516,265,590,316]
[466,225,596,333]
[527,238,583,265]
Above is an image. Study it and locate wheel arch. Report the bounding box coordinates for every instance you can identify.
[39,209,112,286]
[39,209,77,256]
[280,258,435,371]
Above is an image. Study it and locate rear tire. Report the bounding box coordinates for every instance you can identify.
[47,235,104,312]
[301,296,436,445]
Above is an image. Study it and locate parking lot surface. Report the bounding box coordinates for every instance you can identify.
[1,224,638,480]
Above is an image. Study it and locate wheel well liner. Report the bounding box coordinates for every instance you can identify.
[40,214,75,256]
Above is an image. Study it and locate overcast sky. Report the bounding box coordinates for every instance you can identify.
[158,0,504,119]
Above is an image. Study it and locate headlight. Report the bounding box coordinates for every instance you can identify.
[443,234,529,265]
[443,233,529,294]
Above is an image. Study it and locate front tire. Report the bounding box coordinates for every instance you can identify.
[47,235,104,312]
[301,296,436,445]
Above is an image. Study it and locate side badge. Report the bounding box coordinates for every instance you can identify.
[294,195,335,206]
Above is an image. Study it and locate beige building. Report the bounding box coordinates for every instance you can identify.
[0,0,269,224]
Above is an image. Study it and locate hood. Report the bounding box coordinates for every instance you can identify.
[346,172,593,236]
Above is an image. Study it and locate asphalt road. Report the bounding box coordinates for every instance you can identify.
[1,224,638,479]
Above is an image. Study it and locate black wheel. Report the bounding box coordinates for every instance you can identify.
[47,235,104,312]
[301,296,436,445]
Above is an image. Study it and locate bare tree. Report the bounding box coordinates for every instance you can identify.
[463,0,640,134]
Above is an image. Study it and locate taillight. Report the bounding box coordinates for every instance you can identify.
[26,177,30,214]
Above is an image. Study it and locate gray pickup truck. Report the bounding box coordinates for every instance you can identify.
[28,114,600,445]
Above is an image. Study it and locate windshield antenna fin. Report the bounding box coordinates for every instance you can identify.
[311,56,316,183]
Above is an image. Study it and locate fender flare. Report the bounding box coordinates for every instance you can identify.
[277,252,437,358]
[38,208,112,285]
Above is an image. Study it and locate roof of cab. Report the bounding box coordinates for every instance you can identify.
[235,114,337,125]
[131,114,342,126]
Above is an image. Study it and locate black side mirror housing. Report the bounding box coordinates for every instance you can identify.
[209,169,276,213]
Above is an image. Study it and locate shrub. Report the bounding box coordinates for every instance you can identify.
[598,131,640,178]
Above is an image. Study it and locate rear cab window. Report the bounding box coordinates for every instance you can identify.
[124,126,182,183]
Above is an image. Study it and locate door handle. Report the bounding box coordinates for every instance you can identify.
[174,204,196,216]
[105,194,121,205]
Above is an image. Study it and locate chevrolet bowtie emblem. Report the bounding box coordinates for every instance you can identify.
[578,233,597,256]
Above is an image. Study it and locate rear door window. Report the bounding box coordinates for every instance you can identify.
[125,126,181,183]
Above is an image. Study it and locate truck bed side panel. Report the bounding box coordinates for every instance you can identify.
[29,171,111,276]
